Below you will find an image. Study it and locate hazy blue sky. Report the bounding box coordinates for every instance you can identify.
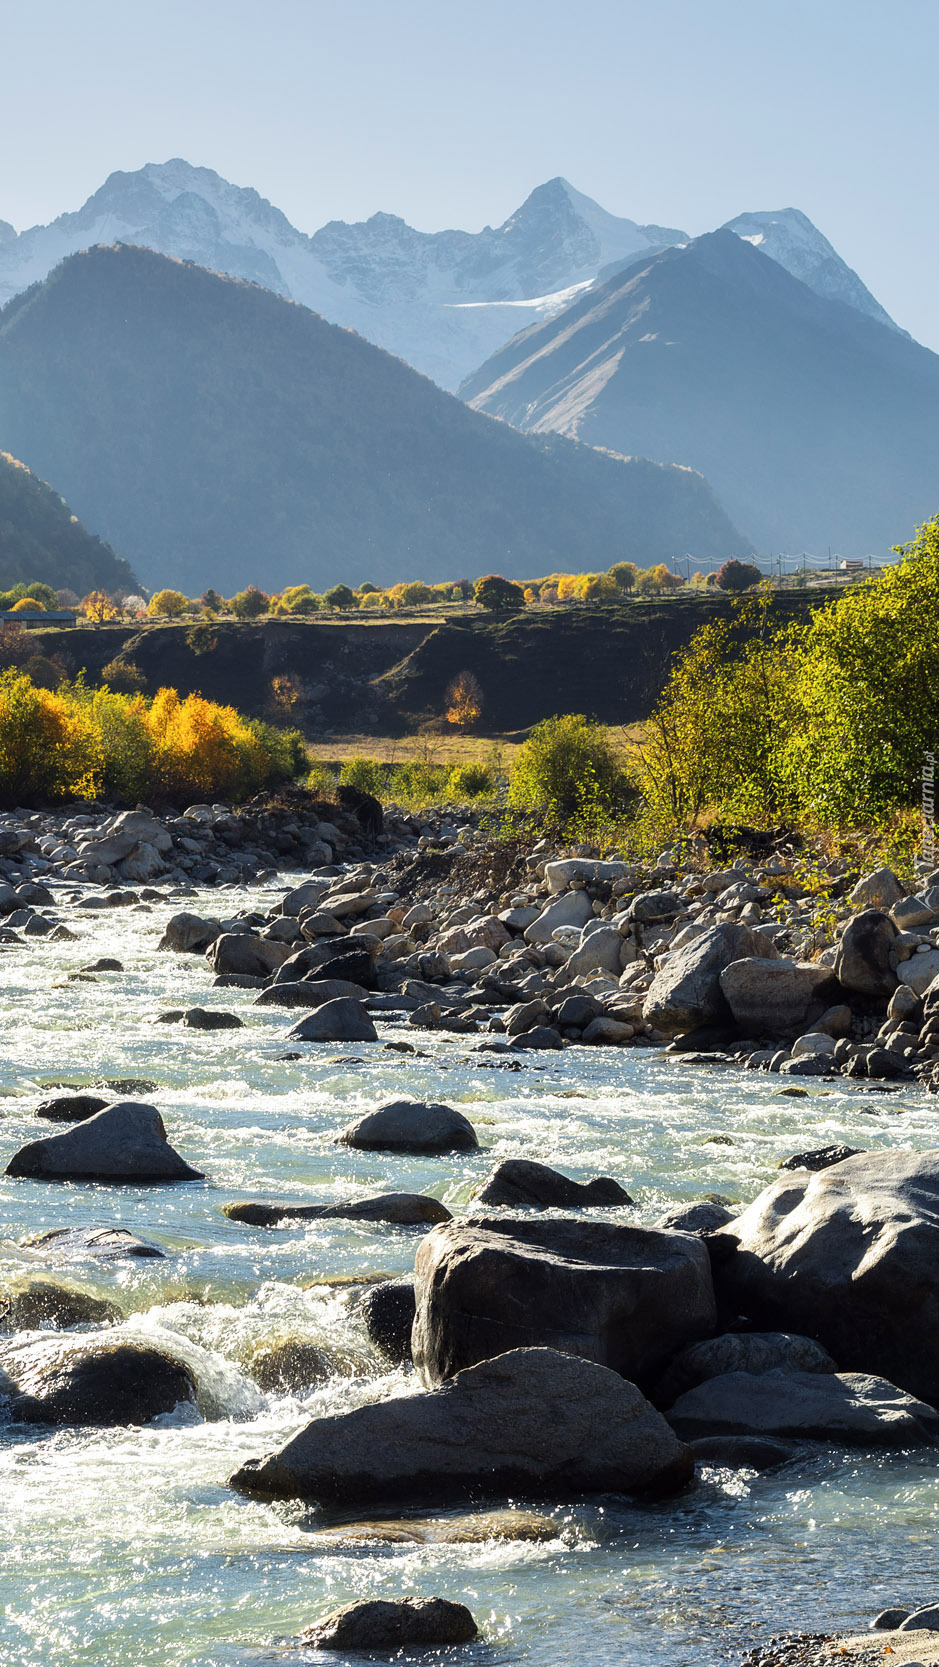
[4,0,939,343]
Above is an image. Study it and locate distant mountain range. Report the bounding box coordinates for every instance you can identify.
[0,244,749,594]
[0,160,900,390]
[462,230,939,555]
[0,450,136,595]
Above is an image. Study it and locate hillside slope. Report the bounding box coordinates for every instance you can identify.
[0,450,136,594]
[0,244,749,594]
[463,231,939,555]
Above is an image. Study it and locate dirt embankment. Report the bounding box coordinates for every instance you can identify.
[31,591,838,737]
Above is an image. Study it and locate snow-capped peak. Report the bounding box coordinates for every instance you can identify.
[722,207,899,331]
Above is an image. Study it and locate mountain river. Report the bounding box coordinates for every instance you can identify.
[0,878,936,1667]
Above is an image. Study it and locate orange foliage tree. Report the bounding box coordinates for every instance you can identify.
[445,669,483,729]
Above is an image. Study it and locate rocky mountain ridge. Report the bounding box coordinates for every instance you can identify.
[0,161,899,389]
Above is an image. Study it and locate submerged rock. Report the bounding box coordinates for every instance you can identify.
[182,1007,243,1030]
[0,1336,197,1425]
[309,1506,558,1546]
[225,1193,450,1227]
[5,1103,203,1184]
[473,1158,632,1210]
[0,1279,121,1330]
[230,1346,694,1504]
[412,1216,716,1389]
[34,1093,108,1123]
[286,999,378,1043]
[246,1337,332,1393]
[21,1226,166,1260]
[299,1596,478,1651]
[360,1279,416,1364]
[338,1099,478,1154]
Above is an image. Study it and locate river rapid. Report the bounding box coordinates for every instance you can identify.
[1,878,937,1667]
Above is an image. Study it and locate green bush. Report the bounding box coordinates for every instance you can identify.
[306,760,338,796]
[447,762,492,800]
[339,756,387,796]
[508,714,627,823]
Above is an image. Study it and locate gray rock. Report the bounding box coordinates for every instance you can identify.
[834,910,898,997]
[627,889,684,925]
[666,1369,939,1444]
[511,1025,564,1050]
[209,933,292,977]
[690,1435,792,1470]
[157,911,221,953]
[720,957,841,1036]
[21,1225,165,1260]
[642,924,776,1037]
[473,1158,632,1210]
[286,999,378,1043]
[656,1331,836,1404]
[566,926,625,977]
[0,1335,197,1425]
[553,993,603,1028]
[504,998,548,1036]
[900,1607,939,1632]
[5,1102,203,1183]
[299,1596,478,1651]
[779,1144,862,1173]
[183,1007,243,1030]
[247,1337,331,1393]
[523,891,593,945]
[229,1346,694,1504]
[338,1100,477,1154]
[360,1279,417,1364]
[711,1149,939,1404]
[582,1016,634,1044]
[849,868,907,910]
[412,1216,716,1389]
[34,1093,108,1123]
[543,858,638,893]
[224,1194,451,1227]
[656,1202,734,1235]
[254,978,365,1009]
[898,949,939,995]
[872,1609,912,1630]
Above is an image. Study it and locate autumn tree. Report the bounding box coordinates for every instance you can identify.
[82,590,121,621]
[445,669,483,729]
[230,585,269,619]
[716,559,763,592]
[146,589,190,619]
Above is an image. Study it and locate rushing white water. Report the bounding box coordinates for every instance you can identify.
[1,879,938,1666]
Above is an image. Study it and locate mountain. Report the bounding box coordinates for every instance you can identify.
[461,230,939,555]
[721,208,901,332]
[0,244,749,595]
[0,161,898,391]
[0,450,137,595]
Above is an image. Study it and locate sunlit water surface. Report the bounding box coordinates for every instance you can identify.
[1,880,937,1666]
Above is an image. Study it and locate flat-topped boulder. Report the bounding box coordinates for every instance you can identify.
[0,1334,197,1425]
[719,957,842,1036]
[473,1158,632,1210]
[230,1346,694,1504]
[5,1102,203,1184]
[666,1370,939,1445]
[642,924,776,1037]
[338,1100,478,1154]
[712,1148,939,1404]
[225,1193,451,1227]
[34,1093,108,1123]
[412,1215,716,1389]
[254,978,366,1009]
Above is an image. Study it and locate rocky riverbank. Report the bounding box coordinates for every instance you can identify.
[5,796,939,1660]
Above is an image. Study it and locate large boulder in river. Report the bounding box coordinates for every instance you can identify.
[339,1100,478,1154]
[209,933,292,977]
[35,1093,108,1123]
[254,979,365,1009]
[286,999,377,1043]
[230,1346,694,1503]
[719,957,842,1036]
[158,911,221,953]
[0,1335,197,1424]
[654,1330,836,1405]
[666,1370,939,1445]
[642,925,776,1037]
[300,1597,478,1651]
[473,1158,632,1210]
[834,910,898,997]
[711,1149,939,1404]
[5,1102,203,1183]
[360,1279,417,1364]
[412,1216,716,1389]
[0,1279,121,1331]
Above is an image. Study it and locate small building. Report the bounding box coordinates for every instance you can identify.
[839,559,865,572]
[0,609,77,628]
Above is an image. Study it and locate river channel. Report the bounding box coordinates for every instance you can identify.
[1,879,937,1667]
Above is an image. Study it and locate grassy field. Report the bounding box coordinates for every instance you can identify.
[304,724,647,770]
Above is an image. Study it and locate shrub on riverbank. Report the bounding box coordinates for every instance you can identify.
[0,670,306,806]
[634,514,939,845]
